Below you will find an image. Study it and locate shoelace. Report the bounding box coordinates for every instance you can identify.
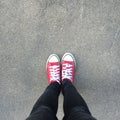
[49,65,60,81]
[62,63,73,80]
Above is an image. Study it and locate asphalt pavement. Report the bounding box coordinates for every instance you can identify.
[0,0,120,120]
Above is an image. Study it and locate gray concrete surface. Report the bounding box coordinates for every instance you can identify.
[0,0,120,120]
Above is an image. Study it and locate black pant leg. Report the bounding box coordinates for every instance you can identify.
[62,79,96,120]
[26,82,61,120]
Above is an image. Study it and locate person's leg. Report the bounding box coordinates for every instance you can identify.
[61,53,96,120]
[26,82,61,120]
[26,54,61,120]
[30,82,61,115]
[62,79,91,117]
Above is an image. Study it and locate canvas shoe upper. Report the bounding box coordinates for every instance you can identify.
[62,53,76,83]
[46,54,61,84]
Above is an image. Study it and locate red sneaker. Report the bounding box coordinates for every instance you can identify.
[46,54,61,84]
[61,53,76,83]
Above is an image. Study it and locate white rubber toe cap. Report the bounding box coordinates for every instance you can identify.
[62,54,73,61]
[47,54,60,62]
